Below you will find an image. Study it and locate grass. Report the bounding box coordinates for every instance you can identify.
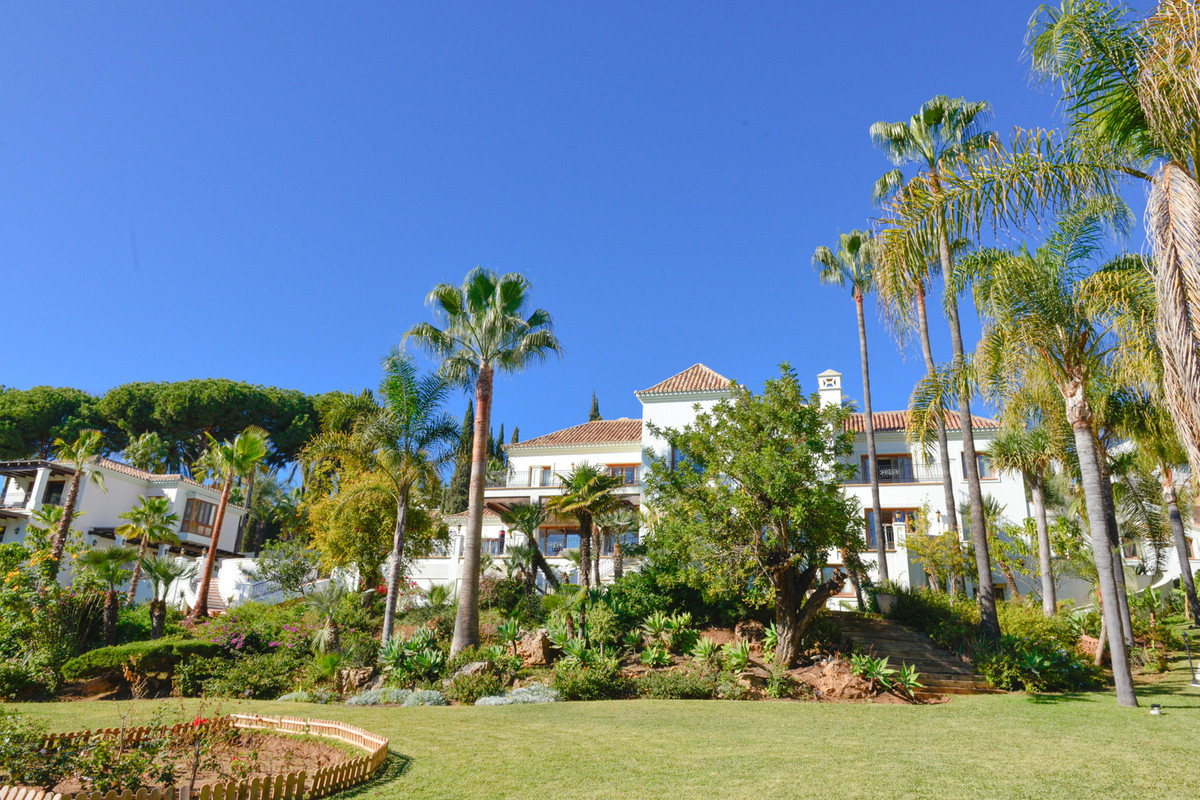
[9,654,1200,800]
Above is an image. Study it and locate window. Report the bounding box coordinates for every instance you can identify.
[538,467,555,487]
[821,564,856,597]
[42,480,65,506]
[180,498,216,539]
[862,454,914,484]
[864,509,916,552]
[671,446,699,472]
[961,453,994,479]
[601,530,639,555]
[540,530,582,557]
[483,533,506,556]
[607,464,639,485]
[1121,539,1140,559]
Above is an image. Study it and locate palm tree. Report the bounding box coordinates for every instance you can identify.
[123,432,170,474]
[814,229,889,583]
[405,267,561,654]
[304,349,458,644]
[499,503,560,591]
[307,582,346,653]
[187,426,270,622]
[49,429,106,580]
[596,505,640,581]
[117,496,180,604]
[987,427,1058,615]
[141,556,193,639]
[78,545,138,645]
[546,464,624,590]
[872,95,1001,640]
[966,198,1148,706]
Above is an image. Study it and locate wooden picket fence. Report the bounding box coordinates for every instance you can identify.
[0,715,389,800]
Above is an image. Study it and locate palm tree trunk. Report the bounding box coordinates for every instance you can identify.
[150,599,165,640]
[49,471,84,580]
[1093,599,1107,667]
[235,470,257,553]
[381,485,410,644]
[1096,445,1135,646]
[1030,477,1056,616]
[451,363,493,655]
[613,541,624,581]
[856,292,888,584]
[529,534,560,590]
[1161,468,1200,623]
[915,287,967,595]
[1071,417,1138,706]
[104,589,118,646]
[579,514,593,589]
[592,530,601,585]
[943,287,1000,640]
[126,536,150,605]
[187,475,231,622]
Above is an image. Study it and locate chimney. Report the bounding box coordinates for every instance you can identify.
[817,369,842,408]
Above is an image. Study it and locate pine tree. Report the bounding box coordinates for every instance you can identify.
[589,391,601,422]
[443,404,473,514]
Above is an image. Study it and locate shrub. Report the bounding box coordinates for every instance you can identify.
[802,609,841,649]
[479,575,525,614]
[640,645,671,667]
[445,671,505,705]
[636,666,718,699]
[0,655,57,700]
[765,665,794,699]
[276,689,335,703]
[446,646,521,683]
[976,635,1102,692]
[721,640,751,673]
[346,687,412,706]
[585,602,621,647]
[402,688,448,706]
[198,649,308,698]
[550,658,633,701]
[61,639,223,681]
[475,684,560,705]
[0,711,75,788]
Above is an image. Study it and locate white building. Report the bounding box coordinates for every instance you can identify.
[0,456,247,605]
[410,363,1200,608]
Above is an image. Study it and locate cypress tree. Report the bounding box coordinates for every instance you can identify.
[589,391,601,422]
[511,426,519,444]
[496,424,505,462]
[443,404,473,514]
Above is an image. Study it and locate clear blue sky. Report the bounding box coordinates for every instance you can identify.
[0,2,1150,440]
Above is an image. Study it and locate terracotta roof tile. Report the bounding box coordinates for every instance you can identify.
[635,364,732,396]
[63,456,235,497]
[845,410,1000,434]
[507,419,643,450]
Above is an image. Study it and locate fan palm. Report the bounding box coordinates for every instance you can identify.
[307,582,346,654]
[405,267,561,654]
[499,503,560,591]
[871,95,1001,640]
[78,545,138,646]
[813,229,889,582]
[117,495,180,604]
[140,556,193,639]
[987,427,1058,615]
[49,429,106,580]
[187,426,270,622]
[596,505,641,581]
[304,349,457,644]
[545,464,625,591]
[965,197,1151,706]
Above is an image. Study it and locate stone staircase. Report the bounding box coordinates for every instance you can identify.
[833,612,998,695]
[206,583,228,616]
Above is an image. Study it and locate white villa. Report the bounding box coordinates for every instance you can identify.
[409,363,1200,608]
[0,457,251,608]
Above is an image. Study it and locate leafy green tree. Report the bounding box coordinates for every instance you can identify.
[116,496,179,604]
[872,94,1001,641]
[121,432,170,474]
[303,350,457,643]
[644,365,863,668]
[140,556,193,639]
[0,386,94,459]
[242,536,321,597]
[814,229,888,583]
[405,267,562,655]
[78,546,138,646]
[546,465,624,589]
[49,430,107,580]
[187,427,271,622]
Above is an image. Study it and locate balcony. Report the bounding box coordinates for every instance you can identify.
[843,463,943,485]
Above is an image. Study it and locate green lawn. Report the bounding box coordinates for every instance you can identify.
[10,662,1200,800]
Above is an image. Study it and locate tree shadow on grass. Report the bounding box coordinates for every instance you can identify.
[334,752,413,798]
[1023,691,1092,705]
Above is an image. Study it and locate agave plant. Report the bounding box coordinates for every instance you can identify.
[640,644,671,668]
[559,638,596,668]
[497,618,523,656]
[690,636,721,664]
[378,638,407,673]
[722,640,751,673]
[406,627,439,653]
[763,622,780,653]
[622,628,644,652]
[641,611,671,646]
[894,663,923,699]
[409,648,446,682]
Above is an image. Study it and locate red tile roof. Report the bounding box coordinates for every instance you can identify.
[507,419,643,450]
[66,456,236,497]
[845,410,1000,433]
[635,364,732,396]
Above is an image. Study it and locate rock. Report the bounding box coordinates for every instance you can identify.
[336,667,375,694]
[734,620,766,643]
[516,628,553,666]
[455,661,491,677]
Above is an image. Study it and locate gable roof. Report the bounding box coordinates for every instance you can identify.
[507,419,643,450]
[635,364,732,397]
[845,410,1000,434]
[67,456,233,496]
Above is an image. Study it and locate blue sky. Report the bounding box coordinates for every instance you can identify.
[0,2,1150,440]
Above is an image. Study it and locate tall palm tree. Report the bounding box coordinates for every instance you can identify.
[141,555,193,639]
[814,229,889,583]
[596,505,640,581]
[966,198,1149,706]
[78,546,138,645]
[872,95,1001,639]
[499,503,560,591]
[117,495,180,604]
[304,349,458,644]
[49,429,106,580]
[545,464,624,590]
[187,426,270,622]
[987,427,1058,615]
[405,267,562,654]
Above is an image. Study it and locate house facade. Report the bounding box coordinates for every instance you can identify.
[410,363,1200,608]
[0,456,247,603]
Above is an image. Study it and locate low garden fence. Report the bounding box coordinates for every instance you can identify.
[1,715,389,800]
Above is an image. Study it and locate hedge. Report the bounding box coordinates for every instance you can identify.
[61,639,223,681]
